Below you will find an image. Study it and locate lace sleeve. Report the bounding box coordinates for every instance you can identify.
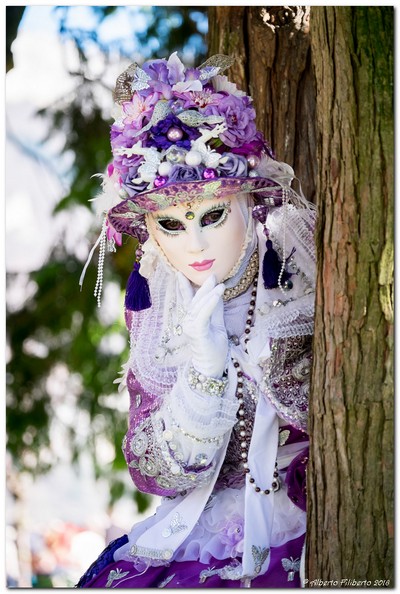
[260,335,312,431]
[122,361,239,497]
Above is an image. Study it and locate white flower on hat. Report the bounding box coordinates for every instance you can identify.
[212,75,247,98]
[110,103,125,127]
[172,80,203,93]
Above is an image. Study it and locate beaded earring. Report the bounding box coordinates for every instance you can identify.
[261,187,294,292]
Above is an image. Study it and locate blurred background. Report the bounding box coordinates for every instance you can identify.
[5,6,208,587]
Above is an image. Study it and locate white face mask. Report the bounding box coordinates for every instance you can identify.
[146,196,248,286]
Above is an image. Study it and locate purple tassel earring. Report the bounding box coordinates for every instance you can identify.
[262,228,294,290]
[125,245,151,311]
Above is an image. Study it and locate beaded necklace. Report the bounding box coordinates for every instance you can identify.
[231,276,281,496]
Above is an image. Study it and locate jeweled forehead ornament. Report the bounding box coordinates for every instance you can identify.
[184,199,202,220]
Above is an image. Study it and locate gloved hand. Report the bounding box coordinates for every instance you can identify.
[177,273,229,378]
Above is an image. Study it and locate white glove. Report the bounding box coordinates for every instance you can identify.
[177,273,229,378]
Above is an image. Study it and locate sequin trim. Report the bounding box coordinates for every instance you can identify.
[223,250,259,302]
[129,544,173,561]
[261,335,312,431]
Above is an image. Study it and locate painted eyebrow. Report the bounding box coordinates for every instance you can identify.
[200,201,230,218]
[153,201,230,223]
[154,214,185,222]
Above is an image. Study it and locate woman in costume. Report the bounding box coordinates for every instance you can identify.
[77,53,315,588]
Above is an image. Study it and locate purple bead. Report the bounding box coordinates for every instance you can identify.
[154,176,168,188]
[203,168,217,179]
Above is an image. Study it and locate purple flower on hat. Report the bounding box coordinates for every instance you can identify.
[122,93,159,130]
[175,88,224,110]
[168,164,203,183]
[106,220,123,246]
[184,67,202,82]
[142,59,169,84]
[122,177,149,198]
[166,51,185,84]
[231,131,274,159]
[218,153,248,178]
[140,60,174,99]
[110,133,144,177]
[150,114,201,150]
[204,94,257,148]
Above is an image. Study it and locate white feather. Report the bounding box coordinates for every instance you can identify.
[89,171,122,216]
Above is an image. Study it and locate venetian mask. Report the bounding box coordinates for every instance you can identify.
[146,195,249,286]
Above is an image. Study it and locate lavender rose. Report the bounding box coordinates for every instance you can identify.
[168,164,203,183]
[122,178,149,198]
[218,153,248,178]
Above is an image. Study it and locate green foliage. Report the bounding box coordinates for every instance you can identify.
[6,252,129,475]
[6,5,207,512]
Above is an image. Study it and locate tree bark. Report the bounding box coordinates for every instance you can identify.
[208,6,317,202]
[307,6,394,584]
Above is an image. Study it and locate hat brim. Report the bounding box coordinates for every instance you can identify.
[108,176,283,239]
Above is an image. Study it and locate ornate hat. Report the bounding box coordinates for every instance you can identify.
[92,52,287,242]
[82,53,298,309]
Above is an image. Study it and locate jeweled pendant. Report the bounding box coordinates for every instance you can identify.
[185,211,195,220]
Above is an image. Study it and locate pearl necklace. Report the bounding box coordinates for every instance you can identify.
[231,277,281,496]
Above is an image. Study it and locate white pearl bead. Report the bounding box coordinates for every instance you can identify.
[158,161,172,176]
[185,150,202,166]
[141,171,156,183]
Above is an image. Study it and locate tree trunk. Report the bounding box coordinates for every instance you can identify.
[208,6,317,202]
[307,6,394,585]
